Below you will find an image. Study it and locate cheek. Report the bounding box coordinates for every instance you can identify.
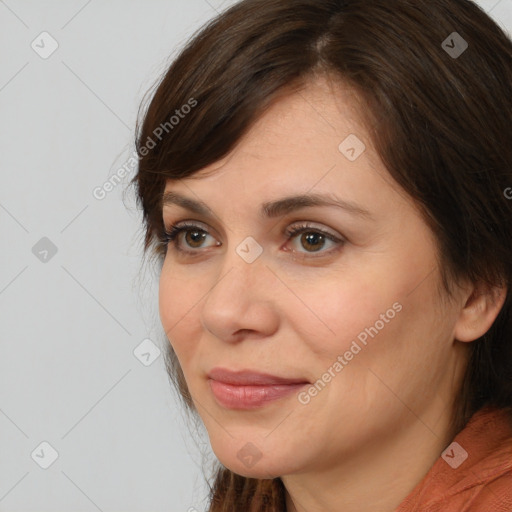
[286,260,442,375]
[319,276,448,398]
[158,267,202,362]
[282,270,404,360]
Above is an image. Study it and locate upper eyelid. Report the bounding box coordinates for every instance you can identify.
[168,219,210,230]
[163,218,214,236]
[164,219,342,238]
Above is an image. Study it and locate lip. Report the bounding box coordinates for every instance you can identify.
[207,367,309,409]
[208,367,309,386]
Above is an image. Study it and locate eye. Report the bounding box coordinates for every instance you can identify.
[160,221,345,258]
[161,222,220,254]
[284,222,345,257]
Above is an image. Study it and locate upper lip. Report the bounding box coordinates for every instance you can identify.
[208,367,309,386]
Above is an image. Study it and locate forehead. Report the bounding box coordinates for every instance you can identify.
[166,76,375,181]
[228,76,369,159]
[162,75,407,219]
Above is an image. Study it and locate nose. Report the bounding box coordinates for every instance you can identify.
[200,247,280,343]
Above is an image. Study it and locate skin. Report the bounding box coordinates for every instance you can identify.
[158,75,506,512]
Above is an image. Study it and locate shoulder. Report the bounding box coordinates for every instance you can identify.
[396,406,512,512]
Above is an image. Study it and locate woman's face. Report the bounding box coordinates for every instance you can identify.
[158,76,469,479]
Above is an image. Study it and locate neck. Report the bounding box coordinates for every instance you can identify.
[283,405,457,512]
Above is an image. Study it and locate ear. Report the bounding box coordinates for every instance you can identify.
[453,280,508,343]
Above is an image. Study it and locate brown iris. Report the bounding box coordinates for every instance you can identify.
[184,230,207,249]
[300,232,325,252]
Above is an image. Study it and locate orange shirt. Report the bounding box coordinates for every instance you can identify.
[396,406,512,512]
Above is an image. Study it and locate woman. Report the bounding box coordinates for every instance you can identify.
[132,0,512,510]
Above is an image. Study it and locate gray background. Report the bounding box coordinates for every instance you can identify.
[0,1,510,511]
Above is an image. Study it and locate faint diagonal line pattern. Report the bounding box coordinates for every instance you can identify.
[60,204,89,233]
[405,266,437,298]
[308,164,337,192]
[61,0,93,29]
[488,0,504,13]
[297,89,337,131]
[61,369,132,439]
[265,265,337,335]
[61,471,104,512]
[61,61,131,130]
[202,0,221,14]
[0,266,28,296]
[190,393,235,439]
[0,62,29,93]
[264,410,294,439]
[265,164,337,238]
[179,179,235,235]
[0,202,29,233]
[0,1,29,28]
[0,408,29,439]
[366,367,440,439]
[164,267,234,337]
[0,472,29,503]
[61,265,132,335]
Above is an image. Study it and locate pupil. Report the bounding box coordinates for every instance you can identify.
[186,231,206,247]
[302,232,324,252]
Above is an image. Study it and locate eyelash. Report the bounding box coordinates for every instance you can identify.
[160,221,345,258]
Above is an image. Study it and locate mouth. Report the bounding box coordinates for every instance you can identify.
[207,367,310,409]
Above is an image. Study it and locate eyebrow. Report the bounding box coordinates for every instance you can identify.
[161,191,374,220]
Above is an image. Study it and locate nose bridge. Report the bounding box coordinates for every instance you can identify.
[199,237,277,340]
[208,237,267,305]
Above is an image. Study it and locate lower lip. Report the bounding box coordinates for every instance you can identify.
[209,379,308,409]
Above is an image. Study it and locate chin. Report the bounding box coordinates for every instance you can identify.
[219,458,284,480]
[210,438,301,480]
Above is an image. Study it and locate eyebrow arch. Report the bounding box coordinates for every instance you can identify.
[162,191,374,220]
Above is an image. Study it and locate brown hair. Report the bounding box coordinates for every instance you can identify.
[132,0,512,509]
